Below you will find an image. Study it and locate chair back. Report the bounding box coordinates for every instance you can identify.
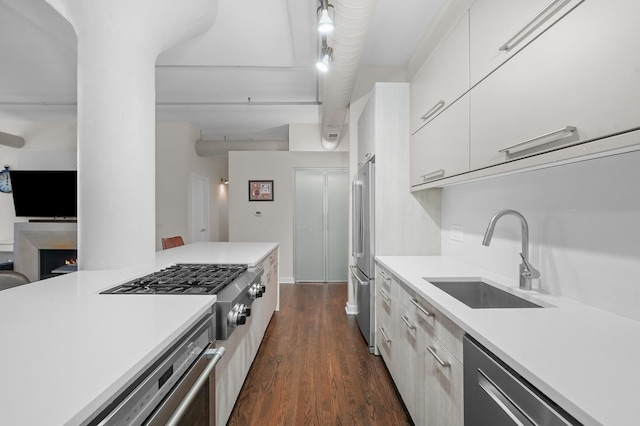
[0,271,30,291]
[161,236,185,250]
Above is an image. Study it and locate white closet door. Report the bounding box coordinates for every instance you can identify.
[326,170,348,281]
[294,169,348,282]
[294,170,325,281]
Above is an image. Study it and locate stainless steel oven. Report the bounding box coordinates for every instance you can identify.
[91,313,224,426]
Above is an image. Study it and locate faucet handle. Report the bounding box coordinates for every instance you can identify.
[519,253,541,279]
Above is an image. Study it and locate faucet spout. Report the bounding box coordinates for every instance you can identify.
[482,209,538,290]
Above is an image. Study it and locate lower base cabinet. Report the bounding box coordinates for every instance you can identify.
[215,248,279,425]
[376,264,463,426]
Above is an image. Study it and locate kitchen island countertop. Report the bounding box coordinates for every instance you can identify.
[0,241,278,426]
[376,255,640,426]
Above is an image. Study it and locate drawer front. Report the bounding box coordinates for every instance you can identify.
[397,282,464,362]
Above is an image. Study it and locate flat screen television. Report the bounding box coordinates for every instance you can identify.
[9,170,77,218]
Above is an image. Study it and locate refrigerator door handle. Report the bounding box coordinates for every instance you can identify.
[350,265,369,286]
[352,181,364,258]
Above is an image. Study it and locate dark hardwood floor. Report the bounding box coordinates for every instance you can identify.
[227,282,411,426]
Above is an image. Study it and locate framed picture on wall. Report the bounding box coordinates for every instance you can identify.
[248,180,274,201]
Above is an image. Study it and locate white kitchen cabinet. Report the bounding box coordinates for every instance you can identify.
[375,268,394,364]
[469,0,583,87]
[423,330,464,426]
[470,0,640,170]
[410,12,469,135]
[410,94,469,189]
[357,92,375,166]
[394,303,426,424]
[216,247,279,426]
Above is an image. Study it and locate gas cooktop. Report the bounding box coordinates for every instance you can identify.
[100,263,248,295]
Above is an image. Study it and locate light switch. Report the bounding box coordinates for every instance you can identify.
[450,225,464,242]
[254,211,262,217]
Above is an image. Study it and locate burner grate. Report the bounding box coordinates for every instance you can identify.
[101,264,248,295]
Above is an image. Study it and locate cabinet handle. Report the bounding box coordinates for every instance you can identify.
[498,0,569,52]
[426,345,451,368]
[421,169,445,182]
[400,315,416,330]
[420,100,445,121]
[410,298,433,317]
[378,289,391,303]
[379,270,391,282]
[379,327,392,343]
[499,126,577,156]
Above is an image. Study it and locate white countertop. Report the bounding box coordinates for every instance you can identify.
[376,255,640,426]
[0,241,278,426]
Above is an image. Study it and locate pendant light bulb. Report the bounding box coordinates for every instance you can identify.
[316,55,330,73]
[318,9,334,34]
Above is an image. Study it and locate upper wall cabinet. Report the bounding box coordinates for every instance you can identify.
[470,0,640,170]
[411,94,469,189]
[410,12,469,135]
[469,0,584,87]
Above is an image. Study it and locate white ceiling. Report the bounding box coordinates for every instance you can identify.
[0,0,447,142]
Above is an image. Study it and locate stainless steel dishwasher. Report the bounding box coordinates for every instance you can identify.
[464,335,582,426]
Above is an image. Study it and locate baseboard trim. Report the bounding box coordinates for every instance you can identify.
[344,302,358,315]
[280,276,295,284]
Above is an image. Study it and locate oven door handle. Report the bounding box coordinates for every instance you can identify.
[165,347,226,426]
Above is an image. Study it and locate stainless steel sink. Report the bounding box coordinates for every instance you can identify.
[423,278,543,309]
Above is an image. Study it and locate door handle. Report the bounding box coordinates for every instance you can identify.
[350,265,369,286]
[165,347,226,426]
[499,126,577,156]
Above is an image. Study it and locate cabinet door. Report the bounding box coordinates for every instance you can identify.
[393,306,423,423]
[411,94,469,189]
[470,0,640,170]
[423,332,464,426]
[410,12,469,134]
[357,93,376,166]
[469,0,583,86]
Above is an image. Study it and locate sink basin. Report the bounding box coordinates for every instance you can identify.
[423,278,542,309]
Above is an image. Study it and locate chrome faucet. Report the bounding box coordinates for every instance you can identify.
[482,209,540,290]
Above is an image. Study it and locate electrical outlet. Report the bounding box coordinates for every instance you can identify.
[254,211,262,217]
[450,225,464,242]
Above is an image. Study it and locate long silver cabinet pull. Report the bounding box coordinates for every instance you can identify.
[400,315,416,330]
[378,289,391,303]
[420,100,445,121]
[421,169,445,183]
[410,298,433,317]
[166,347,226,426]
[498,0,569,52]
[378,327,392,343]
[426,345,451,368]
[499,126,577,156]
[379,270,391,282]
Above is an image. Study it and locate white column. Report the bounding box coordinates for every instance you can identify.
[44,0,216,270]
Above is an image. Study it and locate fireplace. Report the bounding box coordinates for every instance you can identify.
[13,222,78,282]
[39,249,77,280]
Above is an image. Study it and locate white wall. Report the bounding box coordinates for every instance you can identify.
[440,149,640,322]
[228,151,349,282]
[156,122,228,250]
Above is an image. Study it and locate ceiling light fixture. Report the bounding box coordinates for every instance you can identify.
[317,0,335,34]
[316,37,333,73]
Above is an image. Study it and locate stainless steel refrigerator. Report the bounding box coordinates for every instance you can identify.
[351,160,375,352]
